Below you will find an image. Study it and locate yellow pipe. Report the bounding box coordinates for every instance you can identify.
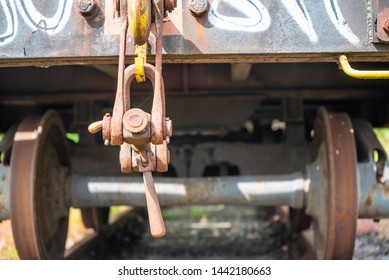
[338,55,389,79]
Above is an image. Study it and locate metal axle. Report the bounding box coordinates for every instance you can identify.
[68,173,307,208]
[2,163,389,220]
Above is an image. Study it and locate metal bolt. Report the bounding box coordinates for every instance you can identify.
[123,108,149,133]
[129,115,143,128]
[188,0,209,17]
[77,0,97,17]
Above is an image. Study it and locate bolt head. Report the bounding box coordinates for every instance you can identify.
[123,108,149,134]
[77,0,97,16]
[188,0,208,17]
[129,115,143,128]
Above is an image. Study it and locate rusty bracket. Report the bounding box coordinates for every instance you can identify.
[89,0,174,146]
[376,0,389,42]
[110,0,129,145]
[151,0,165,145]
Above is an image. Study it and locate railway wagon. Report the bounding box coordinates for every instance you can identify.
[2,0,389,260]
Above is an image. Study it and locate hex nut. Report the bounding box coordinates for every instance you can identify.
[188,0,209,17]
[76,0,97,17]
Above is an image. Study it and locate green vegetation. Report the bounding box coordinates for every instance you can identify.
[191,206,213,218]
[162,207,215,219]
[162,208,188,219]
[0,246,18,260]
[244,208,257,218]
[374,128,389,154]
[66,133,80,144]
[109,206,131,221]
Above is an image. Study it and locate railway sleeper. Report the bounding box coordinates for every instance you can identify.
[0,107,388,259]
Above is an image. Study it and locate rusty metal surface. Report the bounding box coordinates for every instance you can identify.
[87,0,170,239]
[1,0,389,66]
[164,0,177,13]
[10,111,70,259]
[122,63,167,145]
[111,0,128,146]
[376,0,389,42]
[152,0,166,145]
[68,173,306,208]
[143,171,166,238]
[155,141,169,172]
[306,107,358,260]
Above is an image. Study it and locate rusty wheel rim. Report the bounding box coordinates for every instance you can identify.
[10,111,70,259]
[81,207,110,231]
[310,107,358,259]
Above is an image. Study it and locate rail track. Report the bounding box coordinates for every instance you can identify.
[2,205,388,259]
[65,208,147,260]
[62,206,389,260]
[60,206,383,260]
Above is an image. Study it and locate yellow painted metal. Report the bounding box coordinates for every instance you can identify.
[128,0,152,46]
[135,44,147,83]
[338,55,389,79]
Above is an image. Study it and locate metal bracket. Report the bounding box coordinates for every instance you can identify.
[352,119,387,182]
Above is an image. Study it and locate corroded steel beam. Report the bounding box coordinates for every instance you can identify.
[1,0,389,66]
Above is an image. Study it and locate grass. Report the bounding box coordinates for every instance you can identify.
[66,133,79,144]
[191,206,213,218]
[244,209,257,218]
[162,208,187,219]
[161,206,218,219]
[374,128,389,154]
[0,246,18,260]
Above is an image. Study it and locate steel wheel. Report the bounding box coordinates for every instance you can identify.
[10,111,70,259]
[81,207,110,231]
[306,107,358,259]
